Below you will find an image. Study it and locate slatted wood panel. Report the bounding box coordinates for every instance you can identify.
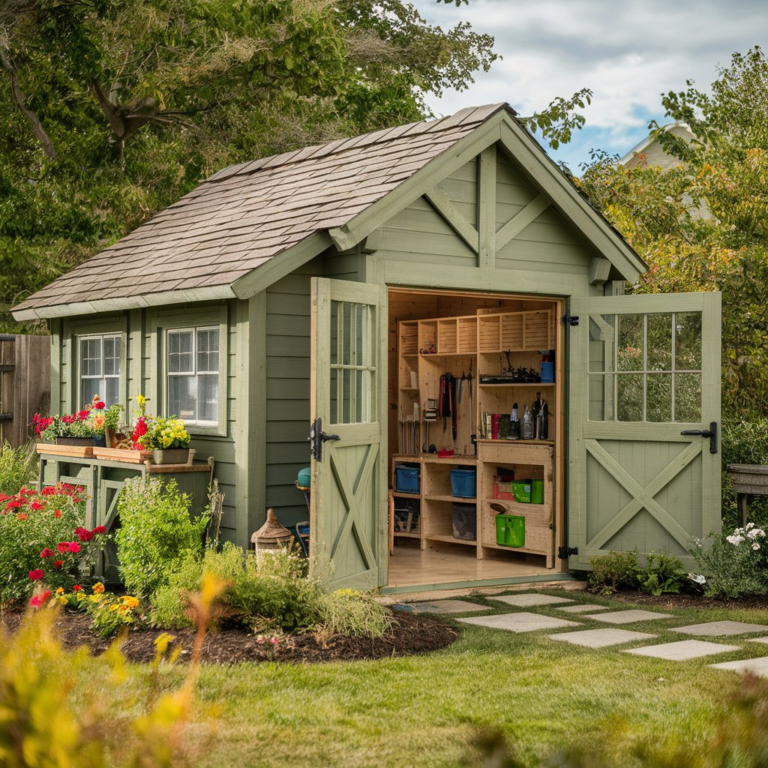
[437,319,458,354]
[501,314,524,349]
[479,315,501,351]
[458,317,478,354]
[524,310,553,349]
[399,322,418,355]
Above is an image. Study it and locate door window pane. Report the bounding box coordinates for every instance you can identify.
[588,311,703,423]
[329,301,376,425]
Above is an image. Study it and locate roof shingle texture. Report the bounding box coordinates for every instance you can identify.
[16,104,507,312]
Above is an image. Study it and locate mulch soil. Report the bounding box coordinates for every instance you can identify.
[0,609,457,665]
[608,591,768,611]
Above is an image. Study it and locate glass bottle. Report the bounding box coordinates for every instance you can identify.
[522,405,534,440]
[509,402,520,440]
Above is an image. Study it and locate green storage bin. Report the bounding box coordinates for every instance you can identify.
[495,515,525,547]
[531,479,544,505]
[297,467,311,488]
[511,481,532,504]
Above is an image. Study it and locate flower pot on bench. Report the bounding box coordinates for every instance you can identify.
[56,437,93,447]
[151,448,192,465]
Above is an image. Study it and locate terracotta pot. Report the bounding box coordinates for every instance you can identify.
[56,437,93,446]
[151,448,191,465]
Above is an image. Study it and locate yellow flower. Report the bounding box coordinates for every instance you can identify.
[56,587,64,595]
[137,394,146,407]
[121,596,139,609]
[109,604,120,612]
[92,582,105,594]
[88,595,100,603]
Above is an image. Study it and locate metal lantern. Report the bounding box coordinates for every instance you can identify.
[251,508,293,552]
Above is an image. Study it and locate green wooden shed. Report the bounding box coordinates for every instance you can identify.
[13,103,722,593]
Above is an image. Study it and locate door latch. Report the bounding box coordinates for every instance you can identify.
[309,418,340,462]
[680,422,718,454]
[561,314,580,327]
[557,546,578,559]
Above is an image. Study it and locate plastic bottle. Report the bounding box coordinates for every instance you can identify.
[522,405,534,440]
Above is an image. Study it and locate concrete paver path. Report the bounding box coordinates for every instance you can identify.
[625,640,739,661]
[584,609,673,625]
[458,612,580,633]
[671,621,768,637]
[549,628,656,648]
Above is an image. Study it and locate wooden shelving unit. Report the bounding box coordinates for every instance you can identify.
[393,303,559,568]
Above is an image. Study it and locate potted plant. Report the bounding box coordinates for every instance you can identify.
[89,398,108,447]
[134,416,192,465]
[36,407,95,446]
[102,403,125,448]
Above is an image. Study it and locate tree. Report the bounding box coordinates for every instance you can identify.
[580,47,768,418]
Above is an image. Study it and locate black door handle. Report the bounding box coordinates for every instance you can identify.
[309,418,340,461]
[680,422,718,454]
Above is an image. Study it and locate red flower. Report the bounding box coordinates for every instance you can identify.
[54,560,63,569]
[17,513,27,521]
[75,527,94,542]
[39,549,54,559]
[76,410,89,421]
[93,526,106,535]
[54,509,61,518]
[72,584,82,592]
[95,401,105,410]
[29,590,52,608]
[56,542,70,554]
[67,542,80,553]
[29,501,44,511]
[28,570,44,581]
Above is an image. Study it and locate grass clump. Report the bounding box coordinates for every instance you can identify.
[0,441,37,497]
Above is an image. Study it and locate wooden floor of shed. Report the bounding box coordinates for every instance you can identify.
[387,541,553,589]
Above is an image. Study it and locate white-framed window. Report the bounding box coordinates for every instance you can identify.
[79,334,121,408]
[167,327,220,426]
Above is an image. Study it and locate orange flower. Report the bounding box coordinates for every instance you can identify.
[17,513,27,521]
[92,582,105,594]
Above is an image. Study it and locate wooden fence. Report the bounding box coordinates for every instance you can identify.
[0,334,51,447]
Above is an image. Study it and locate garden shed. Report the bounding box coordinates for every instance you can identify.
[13,103,722,593]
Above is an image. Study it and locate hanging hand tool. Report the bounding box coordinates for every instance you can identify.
[458,371,465,404]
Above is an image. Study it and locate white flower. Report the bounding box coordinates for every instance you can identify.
[753,543,761,551]
[747,528,761,539]
[727,534,746,546]
[747,522,756,529]
[688,573,706,585]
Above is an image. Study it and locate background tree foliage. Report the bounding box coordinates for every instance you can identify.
[581,47,768,419]
[0,0,498,328]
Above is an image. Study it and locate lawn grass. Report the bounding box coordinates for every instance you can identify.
[135,589,768,767]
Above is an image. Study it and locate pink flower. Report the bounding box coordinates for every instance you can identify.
[93,526,106,535]
[95,401,105,410]
[29,590,52,608]
[57,542,69,554]
[28,569,44,581]
[67,542,80,554]
[39,549,54,559]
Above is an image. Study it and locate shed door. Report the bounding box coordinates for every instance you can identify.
[310,278,387,590]
[568,292,721,569]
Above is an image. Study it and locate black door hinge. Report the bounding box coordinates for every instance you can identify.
[558,546,578,559]
[561,314,579,327]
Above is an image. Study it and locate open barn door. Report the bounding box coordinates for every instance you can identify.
[567,292,721,570]
[310,278,387,589]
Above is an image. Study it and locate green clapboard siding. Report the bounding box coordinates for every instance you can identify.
[264,257,325,528]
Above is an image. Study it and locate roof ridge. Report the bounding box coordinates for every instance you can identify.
[206,103,512,184]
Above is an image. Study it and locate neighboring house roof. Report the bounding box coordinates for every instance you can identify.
[14,103,646,320]
[619,122,694,170]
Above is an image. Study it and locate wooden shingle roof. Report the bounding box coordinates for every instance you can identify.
[14,104,510,317]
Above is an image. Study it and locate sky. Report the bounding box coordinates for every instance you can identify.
[412,0,768,170]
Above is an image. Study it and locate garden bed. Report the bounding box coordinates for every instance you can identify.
[0,608,457,664]
[608,591,768,610]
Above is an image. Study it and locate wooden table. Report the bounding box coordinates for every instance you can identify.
[727,464,768,525]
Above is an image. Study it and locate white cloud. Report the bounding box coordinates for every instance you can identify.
[413,0,767,164]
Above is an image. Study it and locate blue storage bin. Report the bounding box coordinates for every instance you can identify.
[541,362,555,383]
[450,468,476,498]
[395,464,420,494]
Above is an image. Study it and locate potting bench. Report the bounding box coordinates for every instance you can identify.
[727,464,768,525]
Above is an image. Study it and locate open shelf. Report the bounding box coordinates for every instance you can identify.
[478,382,556,388]
[394,531,421,539]
[425,494,477,503]
[425,534,477,546]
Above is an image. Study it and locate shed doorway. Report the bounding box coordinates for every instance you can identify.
[387,288,567,590]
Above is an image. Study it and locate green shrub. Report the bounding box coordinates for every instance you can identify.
[0,442,37,497]
[688,524,768,598]
[115,477,209,597]
[722,419,768,527]
[319,588,393,638]
[638,551,687,596]
[588,549,641,594]
[150,543,389,637]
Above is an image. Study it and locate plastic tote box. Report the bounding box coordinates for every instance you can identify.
[511,481,532,504]
[452,503,477,541]
[531,479,544,504]
[495,515,525,547]
[395,464,420,494]
[450,468,477,498]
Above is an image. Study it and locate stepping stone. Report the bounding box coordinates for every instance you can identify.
[747,637,768,645]
[491,593,574,607]
[403,599,491,614]
[459,612,580,633]
[557,604,611,614]
[671,621,768,637]
[711,657,768,677]
[549,628,656,648]
[584,610,673,625]
[624,640,739,661]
